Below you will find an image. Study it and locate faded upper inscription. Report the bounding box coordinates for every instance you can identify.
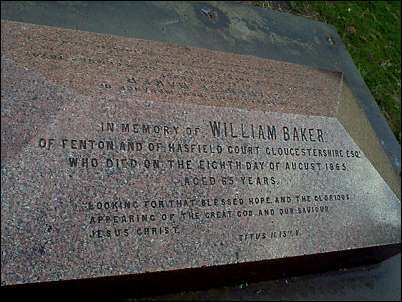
[1,20,342,116]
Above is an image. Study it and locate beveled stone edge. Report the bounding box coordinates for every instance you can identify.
[2,242,400,293]
[336,80,401,199]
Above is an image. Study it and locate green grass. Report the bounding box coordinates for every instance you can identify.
[256,1,401,142]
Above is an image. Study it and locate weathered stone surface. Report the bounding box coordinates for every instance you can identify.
[1,20,400,286]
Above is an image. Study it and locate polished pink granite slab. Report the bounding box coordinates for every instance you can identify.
[1,20,400,286]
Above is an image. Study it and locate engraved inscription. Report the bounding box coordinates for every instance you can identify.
[35,103,363,243]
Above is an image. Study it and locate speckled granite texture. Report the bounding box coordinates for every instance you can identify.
[1,20,400,286]
[1,20,342,116]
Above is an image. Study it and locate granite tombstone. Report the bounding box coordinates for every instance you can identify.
[1,20,400,293]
